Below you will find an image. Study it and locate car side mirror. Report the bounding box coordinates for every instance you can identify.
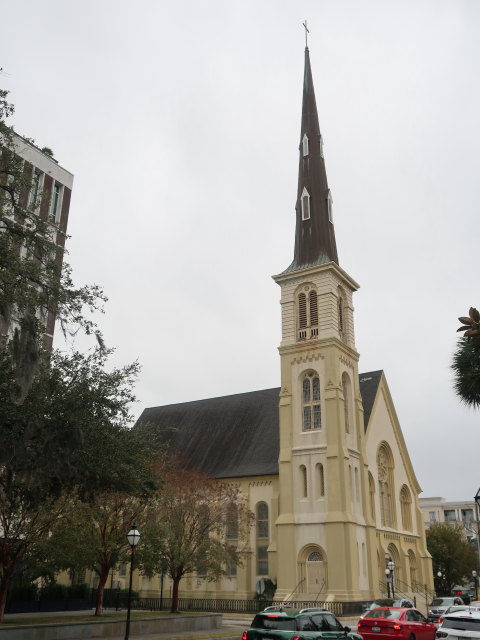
[343,626,351,633]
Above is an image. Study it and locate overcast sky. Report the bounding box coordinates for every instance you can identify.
[2,0,480,502]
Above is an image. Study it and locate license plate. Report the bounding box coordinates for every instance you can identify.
[372,626,381,632]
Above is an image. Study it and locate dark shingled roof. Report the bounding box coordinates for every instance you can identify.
[136,371,383,479]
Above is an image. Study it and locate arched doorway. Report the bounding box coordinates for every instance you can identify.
[306,550,327,595]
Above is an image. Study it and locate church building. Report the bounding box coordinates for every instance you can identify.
[137,47,433,603]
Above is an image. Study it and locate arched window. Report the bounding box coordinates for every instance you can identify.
[300,465,307,498]
[338,295,345,340]
[400,485,413,531]
[377,444,396,527]
[256,502,269,575]
[297,286,319,341]
[342,372,352,434]
[368,472,376,520]
[327,189,333,223]
[309,291,318,336]
[302,133,309,157]
[302,373,321,431]
[408,550,417,589]
[226,503,238,539]
[316,463,325,498]
[301,187,311,220]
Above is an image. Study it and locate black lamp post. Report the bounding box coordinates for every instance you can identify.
[473,570,478,602]
[124,525,141,640]
[387,559,395,599]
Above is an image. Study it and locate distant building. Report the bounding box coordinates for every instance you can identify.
[0,133,73,350]
[419,497,478,543]
[135,47,434,603]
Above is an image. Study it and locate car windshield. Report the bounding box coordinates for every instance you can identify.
[367,609,403,619]
[252,615,297,631]
[442,617,480,631]
[432,599,453,606]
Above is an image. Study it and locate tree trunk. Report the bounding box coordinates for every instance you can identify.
[171,576,181,613]
[0,570,11,623]
[95,567,110,616]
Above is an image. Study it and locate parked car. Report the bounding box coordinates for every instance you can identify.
[428,598,465,622]
[436,609,480,640]
[358,607,437,640]
[436,605,480,625]
[362,599,396,614]
[451,587,471,605]
[361,599,413,618]
[242,606,362,640]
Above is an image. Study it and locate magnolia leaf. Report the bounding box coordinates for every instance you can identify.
[464,329,479,336]
[470,307,480,323]
[457,326,472,332]
[458,317,474,325]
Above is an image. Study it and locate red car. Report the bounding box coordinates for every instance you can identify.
[358,607,437,640]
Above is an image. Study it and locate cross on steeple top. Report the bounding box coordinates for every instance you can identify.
[302,20,310,48]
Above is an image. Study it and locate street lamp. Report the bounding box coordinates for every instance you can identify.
[387,559,396,599]
[474,489,480,569]
[385,568,391,598]
[473,570,478,602]
[124,524,141,640]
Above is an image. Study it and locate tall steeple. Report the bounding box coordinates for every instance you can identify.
[286,47,338,272]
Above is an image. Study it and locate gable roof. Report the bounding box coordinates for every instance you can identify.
[136,371,383,479]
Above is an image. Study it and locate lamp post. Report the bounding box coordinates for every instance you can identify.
[385,568,391,598]
[387,559,396,599]
[474,489,480,570]
[437,570,442,595]
[124,525,141,640]
[473,570,478,602]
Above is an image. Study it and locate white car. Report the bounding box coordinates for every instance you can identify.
[436,609,480,640]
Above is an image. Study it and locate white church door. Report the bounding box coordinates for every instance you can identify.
[306,551,327,595]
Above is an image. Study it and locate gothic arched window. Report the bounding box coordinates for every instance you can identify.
[400,485,413,531]
[256,502,269,575]
[301,187,311,220]
[342,372,352,434]
[302,373,321,431]
[377,444,396,528]
[316,463,325,498]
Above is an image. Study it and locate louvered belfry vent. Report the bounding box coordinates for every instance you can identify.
[298,287,319,341]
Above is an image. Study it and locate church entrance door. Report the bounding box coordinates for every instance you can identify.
[306,551,327,596]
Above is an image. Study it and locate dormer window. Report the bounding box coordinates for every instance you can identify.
[327,189,333,223]
[302,133,309,157]
[319,134,324,158]
[301,187,310,220]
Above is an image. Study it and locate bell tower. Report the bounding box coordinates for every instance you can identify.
[272,47,376,601]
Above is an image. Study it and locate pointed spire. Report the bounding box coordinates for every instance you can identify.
[286,47,339,273]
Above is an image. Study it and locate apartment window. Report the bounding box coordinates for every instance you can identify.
[301,187,310,220]
[49,183,61,221]
[429,511,436,522]
[226,504,238,539]
[444,509,456,523]
[28,170,42,209]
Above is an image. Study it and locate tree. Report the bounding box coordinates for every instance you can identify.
[0,87,106,398]
[45,492,150,616]
[453,308,480,408]
[138,459,254,613]
[0,347,152,621]
[426,522,479,594]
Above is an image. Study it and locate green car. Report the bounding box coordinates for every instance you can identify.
[242,606,362,640]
